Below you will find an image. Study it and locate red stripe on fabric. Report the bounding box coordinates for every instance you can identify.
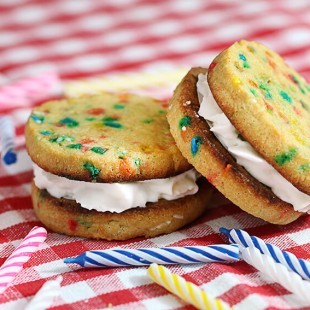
[0,196,32,211]
[0,6,306,53]
[0,171,33,186]
[176,233,236,247]
[50,242,90,259]
[15,125,25,137]
[66,289,140,308]
[2,26,308,81]
[193,261,256,281]
[8,276,46,298]
[285,244,310,260]
[0,2,262,51]
[64,263,124,281]
[0,0,146,30]
[0,222,40,246]
[1,3,308,77]
[248,215,310,239]
[3,21,307,71]
[220,283,291,305]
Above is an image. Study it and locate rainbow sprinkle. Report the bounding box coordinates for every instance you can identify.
[191,136,203,156]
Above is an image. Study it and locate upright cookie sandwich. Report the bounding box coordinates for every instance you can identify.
[167,40,309,224]
[25,92,213,240]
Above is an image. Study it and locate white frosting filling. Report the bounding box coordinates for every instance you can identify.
[33,164,200,213]
[197,73,310,213]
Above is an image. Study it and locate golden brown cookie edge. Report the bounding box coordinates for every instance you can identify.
[167,67,302,224]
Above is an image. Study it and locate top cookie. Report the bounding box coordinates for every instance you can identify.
[25,92,191,182]
[208,40,310,194]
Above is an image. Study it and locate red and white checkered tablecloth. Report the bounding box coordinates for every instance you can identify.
[0,0,309,309]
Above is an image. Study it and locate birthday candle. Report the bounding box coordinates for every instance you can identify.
[25,276,62,310]
[64,244,239,267]
[0,226,47,294]
[0,116,17,165]
[241,247,310,303]
[148,263,233,310]
[220,227,310,281]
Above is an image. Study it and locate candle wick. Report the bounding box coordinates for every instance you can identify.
[219,227,230,235]
[63,257,76,264]
[3,150,17,165]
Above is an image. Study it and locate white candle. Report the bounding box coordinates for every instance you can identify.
[25,276,62,310]
[241,247,310,304]
[220,227,310,280]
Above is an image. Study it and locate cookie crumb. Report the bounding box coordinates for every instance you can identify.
[173,214,183,219]
[149,221,171,231]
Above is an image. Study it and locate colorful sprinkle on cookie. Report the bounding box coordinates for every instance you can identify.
[239,53,250,68]
[90,147,108,155]
[83,162,100,179]
[31,114,45,124]
[114,104,125,109]
[26,92,190,183]
[274,149,298,166]
[102,116,123,128]
[68,219,78,232]
[86,108,105,115]
[191,136,203,156]
[59,117,79,127]
[279,90,292,103]
[207,40,310,193]
[179,116,191,129]
[40,130,53,136]
[67,143,82,150]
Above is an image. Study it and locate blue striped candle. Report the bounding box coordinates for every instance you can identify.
[64,244,239,268]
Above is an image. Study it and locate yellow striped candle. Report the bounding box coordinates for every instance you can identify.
[148,263,233,310]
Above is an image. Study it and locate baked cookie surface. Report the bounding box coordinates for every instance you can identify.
[32,178,213,240]
[26,92,191,182]
[208,40,310,194]
[167,67,302,224]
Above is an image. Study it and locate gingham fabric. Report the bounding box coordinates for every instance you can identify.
[0,0,309,309]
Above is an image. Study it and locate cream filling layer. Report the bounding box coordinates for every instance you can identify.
[197,73,310,213]
[33,164,200,213]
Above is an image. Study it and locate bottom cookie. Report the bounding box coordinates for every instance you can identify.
[31,178,214,240]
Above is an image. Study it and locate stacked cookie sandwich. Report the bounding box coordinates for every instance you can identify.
[167,40,309,224]
[26,92,213,240]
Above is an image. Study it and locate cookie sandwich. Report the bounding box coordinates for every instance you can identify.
[167,40,309,224]
[25,92,213,240]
